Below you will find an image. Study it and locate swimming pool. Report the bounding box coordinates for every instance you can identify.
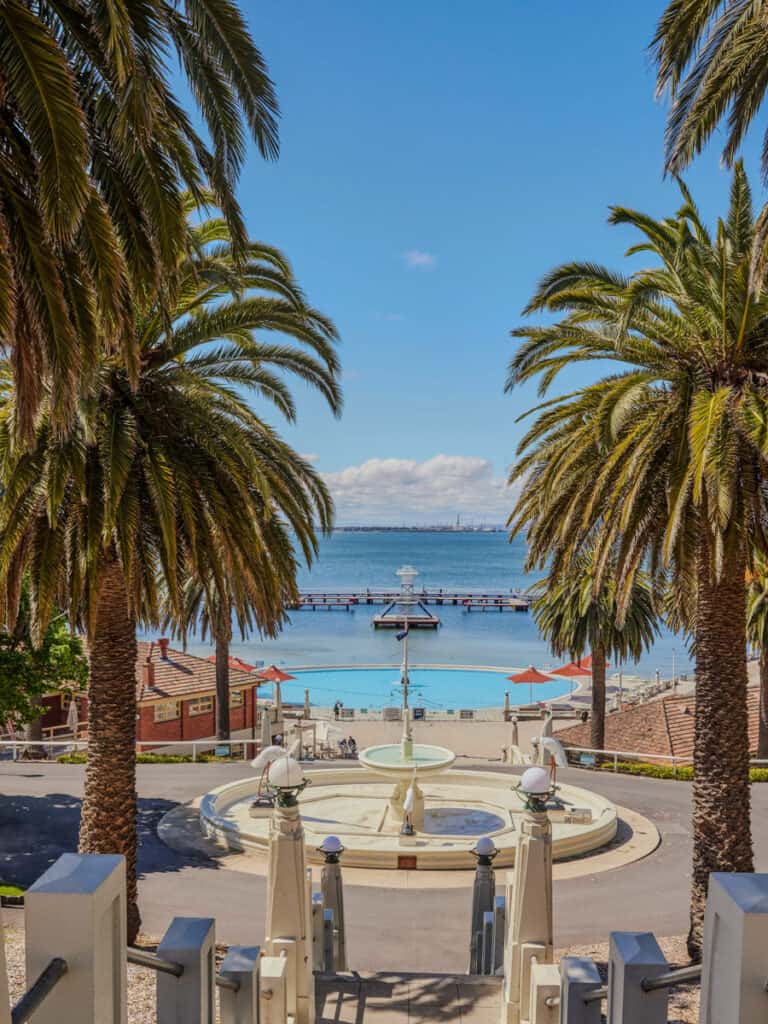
[277,666,572,710]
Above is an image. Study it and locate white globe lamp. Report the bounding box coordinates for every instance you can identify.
[267,755,308,806]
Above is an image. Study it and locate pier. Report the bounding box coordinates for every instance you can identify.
[289,589,531,611]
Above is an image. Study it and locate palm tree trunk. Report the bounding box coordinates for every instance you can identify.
[689,533,753,958]
[590,640,606,751]
[23,716,44,758]
[215,631,231,742]
[758,651,768,758]
[79,552,141,942]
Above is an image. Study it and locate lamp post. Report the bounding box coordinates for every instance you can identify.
[318,836,347,971]
[500,767,554,1024]
[469,837,498,973]
[264,756,314,1024]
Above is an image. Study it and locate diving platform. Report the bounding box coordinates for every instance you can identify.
[372,599,440,629]
[372,565,441,629]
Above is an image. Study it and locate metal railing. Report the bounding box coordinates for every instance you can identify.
[12,957,68,1024]
[0,738,258,763]
[545,962,703,1009]
[127,946,239,992]
[565,745,768,775]
[563,745,690,773]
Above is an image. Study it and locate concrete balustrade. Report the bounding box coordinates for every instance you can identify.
[0,910,9,1024]
[700,872,768,1023]
[156,917,216,1024]
[219,946,260,1024]
[25,852,127,1024]
[259,957,287,1024]
[559,957,602,1023]
[607,932,668,1023]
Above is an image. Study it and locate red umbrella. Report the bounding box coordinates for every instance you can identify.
[260,665,296,683]
[552,661,591,677]
[507,666,554,705]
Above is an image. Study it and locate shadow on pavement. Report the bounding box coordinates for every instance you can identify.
[0,793,221,889]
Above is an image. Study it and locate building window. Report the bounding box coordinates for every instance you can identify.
[188,696,213,717]
[231,689,243,706]
[154,700,181,723]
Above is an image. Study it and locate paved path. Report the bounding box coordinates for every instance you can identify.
[2,761,768,972]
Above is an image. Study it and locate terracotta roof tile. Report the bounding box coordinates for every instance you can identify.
[557,687,762,761]
[136,641,264,703]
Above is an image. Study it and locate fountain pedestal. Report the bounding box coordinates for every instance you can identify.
[389,778,425,829]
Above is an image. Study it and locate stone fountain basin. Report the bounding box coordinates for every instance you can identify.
[358,743,456,779]
[199,767,619,870]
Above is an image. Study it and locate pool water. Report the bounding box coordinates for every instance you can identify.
[281,666,571,710]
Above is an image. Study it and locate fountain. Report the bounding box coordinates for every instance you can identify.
[358,620,455,829]
[195,627,634,871]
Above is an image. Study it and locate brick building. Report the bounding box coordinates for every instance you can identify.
[556,688,761,762]
[39,638,266,745]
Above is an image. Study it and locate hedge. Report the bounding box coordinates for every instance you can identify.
[593,760,768,782]
[57,751,245,764]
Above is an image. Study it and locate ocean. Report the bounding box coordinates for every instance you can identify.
[184,531,693,706]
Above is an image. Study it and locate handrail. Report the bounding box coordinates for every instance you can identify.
[12,958,68,1024]
[582,963,703,1004]
[641,963,702,992]
[564,744,688,766]
[544,962,703,1009]
[127,947,184,977]
[126,946,240,992]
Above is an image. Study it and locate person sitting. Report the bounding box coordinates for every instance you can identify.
[338,737,349,757]
[347,736,358,757]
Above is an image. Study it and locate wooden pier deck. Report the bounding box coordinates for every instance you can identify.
[288,590,531,612]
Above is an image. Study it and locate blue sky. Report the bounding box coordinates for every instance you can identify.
[208,1,765,523]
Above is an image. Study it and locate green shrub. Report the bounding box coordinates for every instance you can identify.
[57,751,246,765]
[586,759,768,782]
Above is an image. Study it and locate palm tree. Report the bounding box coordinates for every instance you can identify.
[747,560,768,758]
[171,567,295,742]
[652,1,768,179]
[507,163,768,955]
[532,553,658,751]
[0,210,340,941]
[0,0,279,426]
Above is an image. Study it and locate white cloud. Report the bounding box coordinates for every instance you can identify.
[323,454,519,525]
[301,452,320,464]
[402,249,436,270]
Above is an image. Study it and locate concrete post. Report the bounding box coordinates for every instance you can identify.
[311,893,324,971]
[559,957,602,1024]
[25,852,127,1024]
[499,810,553,1024]
[0,910,10,1024]
[259,956,287,1024]
[303,689,311,719]
[264,800,314,1024]
[528,962,560,1024]
[469,844,496,973]
[157,917,215,1024]
[320,845,347,971]
[220,946,260,1024]
[504,691,511,722]
[700,872,768,1023]
[607,932,667,1024]
[322,910,334,972]
[493,894,506,974]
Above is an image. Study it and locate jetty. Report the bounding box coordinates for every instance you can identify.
[288,589,531,612]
